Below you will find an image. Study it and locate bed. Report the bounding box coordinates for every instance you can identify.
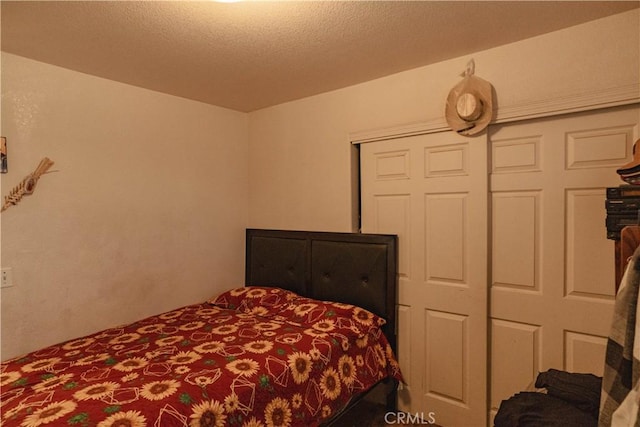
[0,229,401,427]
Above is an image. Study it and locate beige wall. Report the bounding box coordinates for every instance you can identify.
[0,54,249,360]
[248,10,639,232]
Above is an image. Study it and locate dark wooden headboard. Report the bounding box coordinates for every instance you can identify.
[245,228,398,351]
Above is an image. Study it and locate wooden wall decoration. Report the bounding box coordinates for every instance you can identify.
[1,158,55,213]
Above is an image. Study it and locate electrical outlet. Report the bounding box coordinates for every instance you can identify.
[1,268,13,288]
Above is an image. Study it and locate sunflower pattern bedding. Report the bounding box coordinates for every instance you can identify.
[0,286,402,427]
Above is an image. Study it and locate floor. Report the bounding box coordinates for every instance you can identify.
[331,400,441,426]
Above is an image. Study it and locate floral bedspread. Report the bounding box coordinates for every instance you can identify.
[1,286,402,427]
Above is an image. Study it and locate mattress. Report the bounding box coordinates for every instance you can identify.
[0,286,402,427]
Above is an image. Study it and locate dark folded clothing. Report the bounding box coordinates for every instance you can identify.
[495,369,603,427]
[494,392,597,427]
[534,369,602,419]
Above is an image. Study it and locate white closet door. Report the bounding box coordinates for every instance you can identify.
[361,131,489,426]
[489,105,640,422]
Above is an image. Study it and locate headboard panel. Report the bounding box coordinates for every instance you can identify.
[245,229,398,350]
[246,235,309,295]
[310,240,391,319]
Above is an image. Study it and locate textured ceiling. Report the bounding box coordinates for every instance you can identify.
[2,1,638,112]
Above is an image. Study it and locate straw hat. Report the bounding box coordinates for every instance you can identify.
[616,138,640,184]
[445,62,493,136]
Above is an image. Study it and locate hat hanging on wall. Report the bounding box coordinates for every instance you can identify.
[616,138,640,184]
[445,59,494,136]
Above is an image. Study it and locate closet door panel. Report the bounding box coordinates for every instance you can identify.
[373,194,411,278]
[425,193,467,284]
[564,331,607,376]
[425,309,467,403]
[361,131,488,427]
[566,189,614,298]
[489,105,640,420]
[492,192,539,290]
[491,319,540,409]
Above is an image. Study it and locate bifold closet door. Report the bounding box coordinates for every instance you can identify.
[489,105,640,423]
[360,131,488,426]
